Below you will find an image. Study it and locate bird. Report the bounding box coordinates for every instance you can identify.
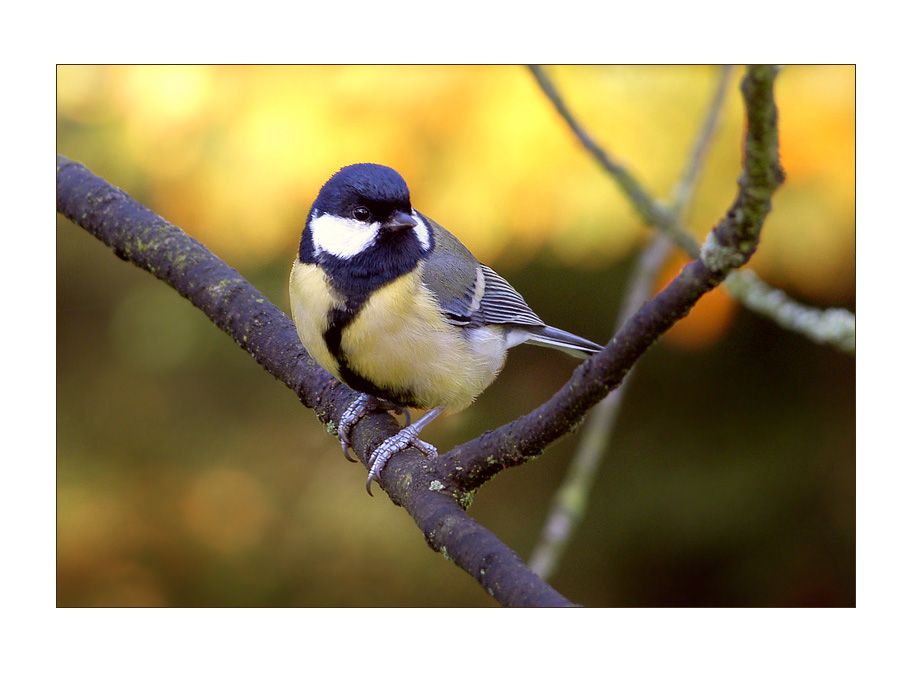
[289,163,602,494]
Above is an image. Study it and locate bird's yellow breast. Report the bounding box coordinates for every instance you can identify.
[289,259,507,412]
[289,259,342,378]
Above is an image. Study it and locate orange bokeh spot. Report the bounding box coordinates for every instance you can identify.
[656,251,739,350]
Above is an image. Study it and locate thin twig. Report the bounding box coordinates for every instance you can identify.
[670,65,734,219]
[528,233,673,578]
[527,65,699,256]
[528,66,732,580]
[528,64,855,355]
[724,269,855,352]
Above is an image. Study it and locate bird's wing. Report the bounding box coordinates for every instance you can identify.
[476,265,545,327]
[419,215,602,357]
[419,215,544,329]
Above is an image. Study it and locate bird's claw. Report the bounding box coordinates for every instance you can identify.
[365,429,438,496]
[338,396,439,495]
[338,395,410,462]
[338,394,374,462]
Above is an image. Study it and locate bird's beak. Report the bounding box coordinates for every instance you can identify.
[381,210,417,233]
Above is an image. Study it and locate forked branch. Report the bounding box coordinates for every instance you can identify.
[56,66,783,606]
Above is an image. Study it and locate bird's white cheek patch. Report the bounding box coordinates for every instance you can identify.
[413,212,431,251]
[310,213,380,259]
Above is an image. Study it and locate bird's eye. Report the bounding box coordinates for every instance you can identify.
[352,206,371,222]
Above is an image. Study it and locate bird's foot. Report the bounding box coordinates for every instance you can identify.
[338,394,408,462]
[365,426,438,496]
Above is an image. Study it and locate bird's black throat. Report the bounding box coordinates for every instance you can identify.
[306,225,431,408]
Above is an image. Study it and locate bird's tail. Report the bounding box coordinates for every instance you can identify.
[523,325,602,359]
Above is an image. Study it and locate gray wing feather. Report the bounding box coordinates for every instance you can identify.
[420,215,543,328]
[418,215,485,327]
[419,214,601,357]
[477,265,544,327]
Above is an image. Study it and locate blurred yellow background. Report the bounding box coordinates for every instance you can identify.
[57,65,855,607]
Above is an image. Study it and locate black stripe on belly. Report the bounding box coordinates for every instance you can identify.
[316,228,432,408]
[323,306,357,364]
[322,305,420,408]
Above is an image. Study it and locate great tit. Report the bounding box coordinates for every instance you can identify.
[289,163,602,494]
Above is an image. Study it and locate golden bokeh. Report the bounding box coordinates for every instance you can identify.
[57,65,855,308]
[57,65,855,607]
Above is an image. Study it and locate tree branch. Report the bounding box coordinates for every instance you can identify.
[528,233,674,578]
[56,153,575,607]
[528,66,732,580]
[528,64,854,355]
[527,64,700,257]
[438,65,784,490]
[56,65,783,607]
[724,269,856,352]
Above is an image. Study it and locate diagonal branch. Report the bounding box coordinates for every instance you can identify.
[56,65,783,607]
[528,233,674,578]
[56,153,575,607]
[528,65,733,580]
[438,65,784,490]
[528,64,700,257]
[528,64,854,355]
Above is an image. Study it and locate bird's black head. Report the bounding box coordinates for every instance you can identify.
[299,164,433,292]
[312,163,413,223]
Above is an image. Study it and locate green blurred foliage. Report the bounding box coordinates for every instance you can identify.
[57,65,854,607]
